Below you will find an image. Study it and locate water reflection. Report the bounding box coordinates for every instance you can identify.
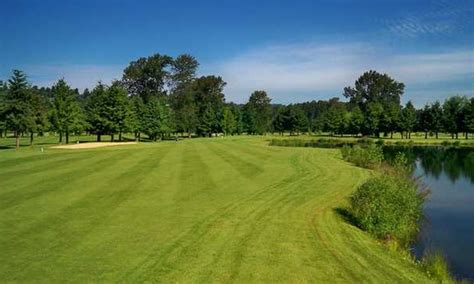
[384,146,474,183]
[383,146,474,281]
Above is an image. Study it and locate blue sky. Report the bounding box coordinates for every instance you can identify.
[0,0,472,106]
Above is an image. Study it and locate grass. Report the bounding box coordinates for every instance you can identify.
[0,136,434,282]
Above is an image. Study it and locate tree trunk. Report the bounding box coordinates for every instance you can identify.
[15,131,20,150]
[59,132,63,144]
[119,131,122,141]
[390,132,393,139]
[436,132,439,139]
[111,134,114,142]
[97,134,101,142]
[66,131,69,144]
[425,131,428,139]
[30,132,34,145]
[455,133,458,139]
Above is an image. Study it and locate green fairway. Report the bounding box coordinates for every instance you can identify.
[0,137,432,282]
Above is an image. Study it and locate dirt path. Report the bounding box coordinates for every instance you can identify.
[52,142,138,149]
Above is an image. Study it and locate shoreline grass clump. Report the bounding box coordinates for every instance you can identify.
[422,251,453,282]
[340,144,384,169]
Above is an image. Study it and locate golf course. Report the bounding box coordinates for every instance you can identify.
[0,137,433,282]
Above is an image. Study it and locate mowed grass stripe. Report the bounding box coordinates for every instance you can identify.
[0,137,433,282]
[0,149,135,212]
[0,147,169,280]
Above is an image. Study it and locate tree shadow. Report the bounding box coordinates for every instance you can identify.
[333,207,359,228]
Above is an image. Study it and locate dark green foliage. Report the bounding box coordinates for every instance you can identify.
[169,54,199,91]
[122,53,173,102]
[128,96,145,140]
[105,81,130,141]
[344,70,405,136]
[466,98,474,137]
[323,103,348,135]
[85,83,112,141]
[349,175,424,245]
[443,96,468,139]
[3,70,35,148]
[221,106,237,135]
[273,105,309,135]
[169,85,198,135]
[0,81,6,136]
[347,106,364,136]
[141,97,173,140]
[399,101,417,139]
[192,76,226,136]
[50,79,84,144]
[29,87,50,143]
[244,90,272,135]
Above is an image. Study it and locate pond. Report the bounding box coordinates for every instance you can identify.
[384,146,474,281]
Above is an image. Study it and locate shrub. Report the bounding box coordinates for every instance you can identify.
[349,175,424,245]
[391,152,414,174]
[340,145,384,169]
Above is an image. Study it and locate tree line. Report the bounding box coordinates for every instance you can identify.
[291,71,474,140]
[0,54,276,149]
[0,54,473,149]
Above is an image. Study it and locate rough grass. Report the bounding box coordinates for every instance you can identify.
[0,136,433,282]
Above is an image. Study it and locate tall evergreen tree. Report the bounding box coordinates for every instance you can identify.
[399,101,417,139]
[430,101,444,139]
[86,83,112,142]
[221,106,237,136]
[128,96,145,141]
[105,82,130,141]
[419,104,433,139]
[465,98,474,139]
[4,70,35,149]
[29,87,50,144]
[142,97,174,141]
[443,96,467,139]
[0,80,7,137]
[192,76,226,136]
[51,79,83,144]
[347,106,364,136]
[244,90,272,135]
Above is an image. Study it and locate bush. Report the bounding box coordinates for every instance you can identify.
[340,145,384,169]
[349,175,424,245]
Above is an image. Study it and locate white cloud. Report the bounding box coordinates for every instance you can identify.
[208,42,473,104]
[384,0,473,38]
